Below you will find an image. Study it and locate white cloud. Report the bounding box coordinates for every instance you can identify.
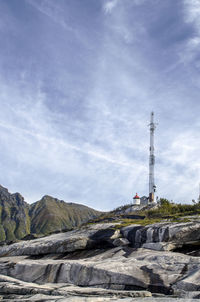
[103,0,119,14]
[0,0,200,209]
[182,0,200,63]
[0,77,149,209]
[184,0,200,24]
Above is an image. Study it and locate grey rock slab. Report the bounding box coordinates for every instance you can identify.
[0,248,199,294]
[173,266,200,291]
[0,223,120,257]
[0,273,152,299]
[0,294,64,301]
[0,297,200,302]
[112,238,130,247]
[141,242,177,251]
[121,221,200,250]
[0,274,55,295]
[54,285,151,297]
[176,290,200,299]
[4,298,197,302]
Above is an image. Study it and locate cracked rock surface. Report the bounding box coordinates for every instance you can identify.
[0,222,199,301]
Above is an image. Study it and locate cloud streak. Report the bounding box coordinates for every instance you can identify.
[103,0,119,14]
[0,0,200,210]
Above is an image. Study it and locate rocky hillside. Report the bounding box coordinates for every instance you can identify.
[0,185,101,241]
[29,195,101,235]
[0,185,30,241]
[0,219,199,301]
[0,187,200,300]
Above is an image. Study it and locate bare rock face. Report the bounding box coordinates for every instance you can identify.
[0,247,200,295]
[0,221,199,300]
[0,274,151,299]
[0,223,120,257]
[121,221,200,251]
[1,297,199,302]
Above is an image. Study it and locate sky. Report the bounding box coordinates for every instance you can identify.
[0,0,200,211]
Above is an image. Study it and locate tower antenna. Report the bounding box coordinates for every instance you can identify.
[198,183,200,203]
[149,112,157,203]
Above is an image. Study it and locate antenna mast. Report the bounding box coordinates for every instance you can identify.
[149,112,156,203]
[198,183,200,203]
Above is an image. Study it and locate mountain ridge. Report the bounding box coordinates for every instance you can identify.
[0,185,101,241]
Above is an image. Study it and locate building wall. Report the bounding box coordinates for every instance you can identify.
[133,198,140,205]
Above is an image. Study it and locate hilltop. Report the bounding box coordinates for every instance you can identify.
[86,198,200,228]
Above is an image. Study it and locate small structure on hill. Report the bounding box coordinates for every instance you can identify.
[140,196,149,206]
[133,193,140,205]
[132,195,149,207]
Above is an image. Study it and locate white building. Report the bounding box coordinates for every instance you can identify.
[133,193,140,205]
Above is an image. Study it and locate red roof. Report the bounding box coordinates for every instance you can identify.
[133,193,140,199]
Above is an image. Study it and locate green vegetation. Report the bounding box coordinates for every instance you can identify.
[87,198,200,229]
[0,186,101,241]
[143,198,200,219]
[1,183,199,242]
[113,218,163,229]
[29,195,101,236]
[0,225,6,241]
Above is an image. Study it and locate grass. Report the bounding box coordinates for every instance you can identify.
[113,218,163,229]
[86,198,200,229]
[29,195,101,236]
[141,199,200,220]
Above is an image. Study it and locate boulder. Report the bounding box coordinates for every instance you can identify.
[112,238,130,247]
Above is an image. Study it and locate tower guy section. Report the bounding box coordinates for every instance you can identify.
[149,112,156,203]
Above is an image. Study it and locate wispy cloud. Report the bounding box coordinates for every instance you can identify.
[103,0,119,14]
[27,0,70,30]
[27,0,91,49]
[0,0,200,209]
[184,0,200,24]
[0,77,147,209]
[181,0,200,64]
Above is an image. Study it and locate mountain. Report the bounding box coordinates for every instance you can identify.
[0,185,30,241]
[0,185,101,241]
[29,195,101,235]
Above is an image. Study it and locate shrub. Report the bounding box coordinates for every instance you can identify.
[145,198,200,219]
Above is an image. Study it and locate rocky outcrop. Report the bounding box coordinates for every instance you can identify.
[0,247,199,297]
[1,296,199,302]
[121,221,200,251]
[0,221,199,300]
[0,223,120,257]
[3,220,200,258]
[0,295,154,302]
[0,274,151,300]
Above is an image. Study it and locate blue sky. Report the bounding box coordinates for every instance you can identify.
[0,0,200,210]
